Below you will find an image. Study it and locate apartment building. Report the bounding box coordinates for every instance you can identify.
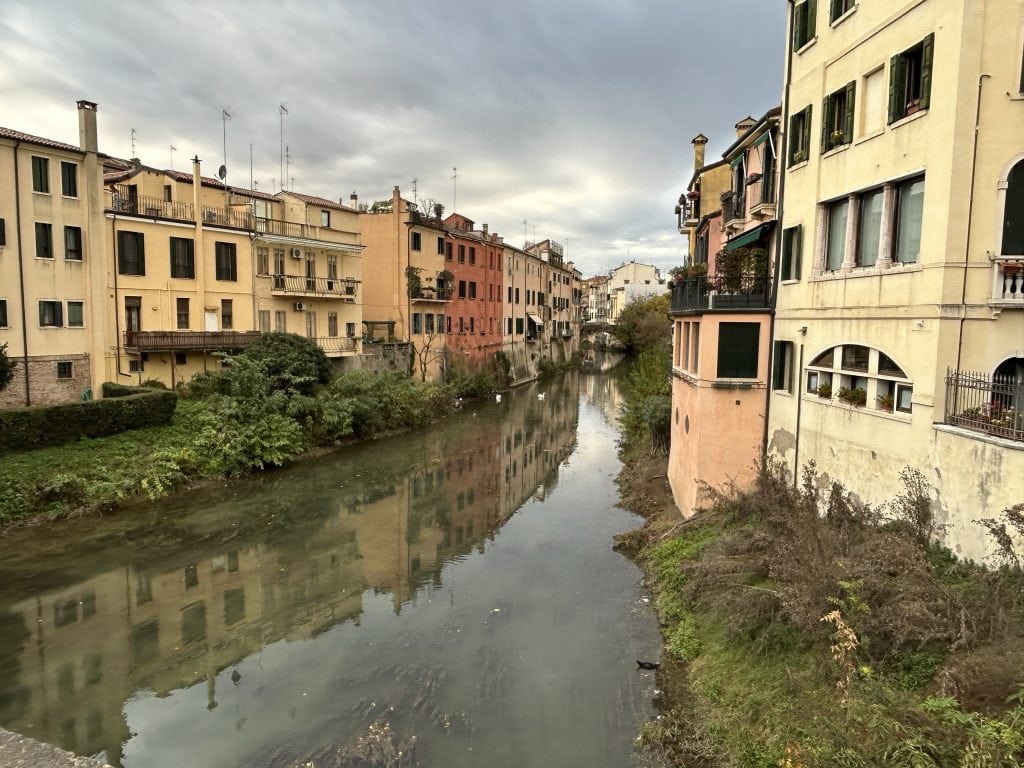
[668,110,781,515]
[582,275,609,324]
[606,260,665,322]
[442,213,504,366]
[768,0,1024,560]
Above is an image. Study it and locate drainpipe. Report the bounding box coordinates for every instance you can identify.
[12,140,31,406]
[954,73,991,375]
[763,0,797,478]
[110,213,129,378]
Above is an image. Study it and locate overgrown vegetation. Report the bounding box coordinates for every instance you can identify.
[621,348,672,455]
[612,293,671,355]
[0,342,15,392]
[0,333,462,526]
[627,460,1024,767]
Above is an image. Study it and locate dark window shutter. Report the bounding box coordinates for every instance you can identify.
[830,0,842,22]
[717,323,761,379]
[772,341,786,388]
[792,2,806,50]
[138,234,146,275]
[803,104,813,159]
[888,54,904,123]
[794,224,803,280]
[844,81,856,141]
[0,218,5,246]
[781,228,793,279]
[919,33,934,111]
[788,113,799,165]
[806,0,817,40]
[821,96,830,151]
[38,302,45,326]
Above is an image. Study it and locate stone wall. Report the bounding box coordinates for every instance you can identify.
[0,354,92,409]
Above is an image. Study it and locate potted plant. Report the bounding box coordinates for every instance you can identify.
[876,393,894,412]
[686,190,700,200]
[791,149,807,164]
[816,382,833,399]
[828,129,845,148]
[837,387,867,407]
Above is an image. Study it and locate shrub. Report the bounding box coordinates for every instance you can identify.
[837,387,867,407]
[0,342,15,392]
[238,332,331,394]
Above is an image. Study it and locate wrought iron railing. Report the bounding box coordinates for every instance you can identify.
[269,274,359,298]
[670,273,771,313]
[255,217,322,238]
[944,369,1024,442]
[311,336,359,354]
[200,206,253,229]
[106,187,195,222]
[412,286,453,301]
[124,330,261,351]
[721,193,745,225]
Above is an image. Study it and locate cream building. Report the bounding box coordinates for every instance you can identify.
[768,0,1024,561]
[606,260,665,322]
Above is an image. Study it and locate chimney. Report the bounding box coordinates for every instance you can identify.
[192,155,202,189]
[349,191,359,209]
[734,116,757,138]
[482,223,488,235]
[691,133,708,172]
[77,100,98,154]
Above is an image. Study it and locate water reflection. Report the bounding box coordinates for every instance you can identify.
[0,373,657,767]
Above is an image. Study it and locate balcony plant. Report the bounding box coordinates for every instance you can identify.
[714,246,768,293]
[828,129,845,149]
[816,382,833,399]
[837,386,867,407]
[791,149,807,164]
[406,266,423,298]
[686,190,700,200]
[876,393,895,412]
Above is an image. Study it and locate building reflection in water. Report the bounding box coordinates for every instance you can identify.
[0,375,582,766]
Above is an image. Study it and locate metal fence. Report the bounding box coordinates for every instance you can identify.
[945,368,1024,442]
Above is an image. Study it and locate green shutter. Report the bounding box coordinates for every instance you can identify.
[792,2,805,51]
[803,104,813,161]
[821,96,830,151]
[781,228,793,279]
[806,0,817,40]
[844,81,856,142]
[919,33,934,111]
[888,54,905,123]
[794,224,803,280]
[138,234,146,276]
[830,0,841,22]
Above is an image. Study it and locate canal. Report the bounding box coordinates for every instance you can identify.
[0,372,661,768]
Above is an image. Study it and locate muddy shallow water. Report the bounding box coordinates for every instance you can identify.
[0,372,661,767]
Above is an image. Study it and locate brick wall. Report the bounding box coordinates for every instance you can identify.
[0,354,92,409]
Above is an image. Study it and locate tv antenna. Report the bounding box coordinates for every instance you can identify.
[169,144,177,170]
[285,145,290,189]
[411,178,418,207]
[451,166,457,212]
[221,108,231,185]
[278,102,289,192]
[130,128,138,159]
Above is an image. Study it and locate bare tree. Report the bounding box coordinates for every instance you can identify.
[413,331,446,382]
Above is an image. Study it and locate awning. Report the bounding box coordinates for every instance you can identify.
[729,155,745,168]
[527,313,544,326]
[724,222,774,251]
[751,131,772,149]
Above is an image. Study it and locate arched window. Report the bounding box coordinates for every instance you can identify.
[1003,159,1024,255]
[805,344,913,413]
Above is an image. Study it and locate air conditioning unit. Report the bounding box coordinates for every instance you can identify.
[290,248,303,259]
[294,301,306,312]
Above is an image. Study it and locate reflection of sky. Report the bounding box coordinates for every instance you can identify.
[118,394,659,768]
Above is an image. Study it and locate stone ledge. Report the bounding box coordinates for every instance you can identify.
[0,728,111,768]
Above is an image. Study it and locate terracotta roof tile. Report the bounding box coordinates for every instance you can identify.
[284,191,357,212]
[0,127,82,154]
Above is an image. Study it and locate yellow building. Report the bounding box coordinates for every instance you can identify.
[768,0,1024,561]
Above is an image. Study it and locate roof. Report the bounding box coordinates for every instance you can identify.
[103,165,279,200]
[0,127,83,154]
[282,191,358,212]
[721,105,782,159]
[687,157,729,192]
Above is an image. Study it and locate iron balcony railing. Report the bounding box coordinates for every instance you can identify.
[721,193,745,225]
[944,369,1024,443]
[124,330,261,351]
[269,274,359,298]
[310,336,359,354]
[411,286,453,302]
[106,187,195,222]
[255,217,324,239]
[200,206,253,229]
[670,273,772,313]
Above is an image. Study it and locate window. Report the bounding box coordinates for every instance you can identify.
[894,176,924,263]
[31,156,49,193]
[176,298,189,329]
[469,246,476,265]
[413,312,423,334]
[128,357,143,373]
[164,185,173,202]
[0,299,7,327]
[346,322,356,337]
[437,237,445,254]
[515,288,520,304]
[215,242,237,281]
[274,248,285,277]
[789,105,812,165]
[1001,159,1024,255]
[321,210,330,227]
[822,82,855,150]
[327,255,338,283]
[507,317,513,335]
[425,313,435,333]
[806,345,912,413]
[826,199,848,271]
[256,246,270,275]
[436,314,444,334]
[469,282,477,299]
[117,231,146,275]
[716,322,760,378]
[411,231,422,251]
[125,296,141,332]
[221,299,233,330]
[258,310,270,333]
[328,311,338,337]
[64,226,83,261]
[459,280,467,299]
[772,341,795,392]
[458,245,465,263]
[57,361,73,379]
[780,226,803,280]
[39,300,63,327]
[829,0,854,22]
[305,311,317,340]
[516,317,524,335]
[175,352,187,365]
[275,310,287,332]
[0,218,5,246]
[889,34,934,123]
[61,162,77,197]
[861,67,886,136]
[469,317,475,333]
[35,223,53,258]
[792,0,816,51]
[446,242,453,261]
[67,301,84,328]
[856,189,884,267]
[169,237,195,278]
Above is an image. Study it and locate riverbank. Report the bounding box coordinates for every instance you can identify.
[614,443,1024,767]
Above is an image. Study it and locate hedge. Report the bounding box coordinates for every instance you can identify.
[0,383,177,453]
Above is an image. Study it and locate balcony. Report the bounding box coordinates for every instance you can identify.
[106,186,194,223]
[200,206,253,229]
[124,330,261,351]
[945,369,1023,443]
[721,192,746,233]
[269,274,359,300]
[255,216,330,240]
[670,272,771,314]
[991,258,1024,306]
[411,286,453,303]
[311,336,359,356]
[745,174,777,219]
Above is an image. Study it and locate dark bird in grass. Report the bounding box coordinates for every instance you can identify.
[231,669,241,684]
[636,660,660,670]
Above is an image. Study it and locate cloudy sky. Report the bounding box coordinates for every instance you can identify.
[1,0,784,277]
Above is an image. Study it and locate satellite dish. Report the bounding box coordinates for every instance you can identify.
[217,165,227,180]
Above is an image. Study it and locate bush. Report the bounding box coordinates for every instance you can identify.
[0,342,15,392]
[238,332,331,394]
[446,358,496,399]
[0,384,177,453]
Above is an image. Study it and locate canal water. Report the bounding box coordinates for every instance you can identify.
[0,372,660,768]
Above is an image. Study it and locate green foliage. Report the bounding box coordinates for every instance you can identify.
[0,342,15,392]
[406,266,423,298]
[714,245,768,292]
[446,357,496,399]
[237,332,331,395]
[0,384,177,454]
[621,349,672,454]
[611,293,671,355]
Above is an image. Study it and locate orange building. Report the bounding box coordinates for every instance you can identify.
[442,213,504,366]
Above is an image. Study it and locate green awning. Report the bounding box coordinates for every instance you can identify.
[724,223,773,251]
[729,155,745,168]
[752,131,772,148]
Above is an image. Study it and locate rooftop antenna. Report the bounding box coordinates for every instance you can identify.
[221,108,231,185]
[169,144,177,170]
[451,166,457,212]
[130,128,138,159]
[285,145,291,190]
[278,102,289,192]
[290,175,295,192]
[523,218,528,247]
[411,178,418,207]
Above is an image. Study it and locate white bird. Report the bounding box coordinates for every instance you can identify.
[537,393,546,401]
[495,393,502,402]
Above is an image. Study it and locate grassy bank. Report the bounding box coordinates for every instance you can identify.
[611,350,1024,767]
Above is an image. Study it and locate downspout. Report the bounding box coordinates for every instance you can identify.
[954,73,991,374]
[111,212,128,378]
[12,140,31,406]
